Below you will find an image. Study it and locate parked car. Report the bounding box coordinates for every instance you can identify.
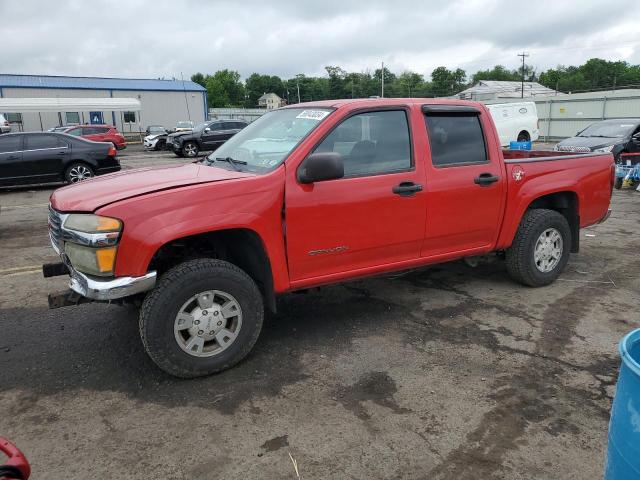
[174,121,195,132]
[0,114,11,134]
[167,119,247,157]
[486,102,539,146]
[554,118,640,163]
[0,132,120,186]
[63,124,126,150]
[45,98,613,378]
[144,126,169,151]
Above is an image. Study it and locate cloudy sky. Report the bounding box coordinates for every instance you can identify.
[2,0,639,80]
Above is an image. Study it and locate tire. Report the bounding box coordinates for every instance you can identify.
[182,141,199,158]
[156,139,166,151]
[517,131,530,142]
[140,259,264,378]
[505,209,571,287]
[614,177,623,190]
[65,162,94,183]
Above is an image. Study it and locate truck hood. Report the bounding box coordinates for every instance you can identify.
[50,163,253,212]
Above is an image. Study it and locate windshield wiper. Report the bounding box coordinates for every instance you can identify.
[215,156,247,171]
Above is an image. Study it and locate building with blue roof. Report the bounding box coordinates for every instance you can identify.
[0,74,208,133]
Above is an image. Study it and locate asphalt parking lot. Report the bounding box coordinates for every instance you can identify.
[1,146,639,479]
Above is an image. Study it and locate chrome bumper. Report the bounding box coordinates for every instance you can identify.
[68,267,157,301]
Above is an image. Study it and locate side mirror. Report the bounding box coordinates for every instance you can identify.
[632,132,640,140]
[204,127,211,133]
[298,152,344,184]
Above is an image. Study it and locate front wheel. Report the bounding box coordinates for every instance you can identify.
[505,209,571,287]
[182,142,199,158]
[139,259,264,378]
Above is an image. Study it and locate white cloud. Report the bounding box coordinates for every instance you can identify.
[0,0,637,80]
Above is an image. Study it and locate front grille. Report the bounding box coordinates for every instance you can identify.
[48,205,64,254]
[557,145,591,153]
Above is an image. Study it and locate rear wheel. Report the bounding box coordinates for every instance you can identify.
[182,142,199,158]
[517,131,530,142]
[139,259,264,378]
[65,162,94,183]
[614,177,624,189]
[506,209,571,287]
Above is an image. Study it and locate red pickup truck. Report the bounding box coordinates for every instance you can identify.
[45,99,614,378]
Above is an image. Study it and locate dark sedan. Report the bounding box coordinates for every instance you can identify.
[167,120,248,158]
[554,119,640,162]
[0,132,121,187]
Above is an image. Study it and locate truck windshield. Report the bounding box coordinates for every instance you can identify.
[203,108,333,173]
[578,122,637,138]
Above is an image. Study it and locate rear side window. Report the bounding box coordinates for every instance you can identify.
[425,114,487,167]
[313,110,412,177]
[26,135,62,150]
[0,135,22,153]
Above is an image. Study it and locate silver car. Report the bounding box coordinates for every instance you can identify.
[0,114,11,134]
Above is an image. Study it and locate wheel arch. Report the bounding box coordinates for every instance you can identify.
[524,191,579,253]
[147,228,277,313]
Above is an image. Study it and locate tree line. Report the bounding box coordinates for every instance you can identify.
[192,58,640,108]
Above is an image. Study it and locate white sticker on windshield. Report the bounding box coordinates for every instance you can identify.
[620,124,634,127]
[296,110,330,121]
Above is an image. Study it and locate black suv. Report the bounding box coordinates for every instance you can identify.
[167,120,248,157]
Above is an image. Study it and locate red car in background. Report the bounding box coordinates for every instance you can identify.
[63,124,126,150]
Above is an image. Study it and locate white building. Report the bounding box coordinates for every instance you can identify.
[258,93,284,110]
[457,80,558,101]
[0,74,207,133]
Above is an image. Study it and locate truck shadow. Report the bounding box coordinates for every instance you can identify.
[0,261,516,416]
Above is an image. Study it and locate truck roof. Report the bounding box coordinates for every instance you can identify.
[283,98,483,110]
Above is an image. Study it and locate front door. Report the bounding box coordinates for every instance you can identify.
[201,121,224,150]
[285,108,427,283]
[421,106,506,257]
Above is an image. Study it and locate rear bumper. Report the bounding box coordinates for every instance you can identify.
[598,209,612,224]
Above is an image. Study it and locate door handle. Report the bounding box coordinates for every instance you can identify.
[57,151,66,155]
[474,173,499,186]
[392,181,423,196]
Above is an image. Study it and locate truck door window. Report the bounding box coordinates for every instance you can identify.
[424,114,487,167]
[313,110,411,177]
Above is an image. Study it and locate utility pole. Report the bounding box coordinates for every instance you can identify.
[296,80,301,104]
[518,52,529,99]
[381,61,385,98]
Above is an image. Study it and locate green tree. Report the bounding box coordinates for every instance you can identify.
[431,66,467,96]
[472,65,519,83]
[204,70,245,108]
[190,72,206,88]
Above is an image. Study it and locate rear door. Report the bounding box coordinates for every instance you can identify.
[23,134,69,181]
[285,108,427,282]
[421,105,506,257]
[0,135,24,185]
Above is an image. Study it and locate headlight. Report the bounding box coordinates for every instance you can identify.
[553,144,560,151]
[65,243,117,276]
[593,145,615,153]
[64,214,122,233]
[62,214,122,276]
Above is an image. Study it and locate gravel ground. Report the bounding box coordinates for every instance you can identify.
[0,147,639,479]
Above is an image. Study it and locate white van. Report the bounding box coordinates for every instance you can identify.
[0,114,11,134]
[486,102,539,146]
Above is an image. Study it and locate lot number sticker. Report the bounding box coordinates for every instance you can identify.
[296,110,330,121]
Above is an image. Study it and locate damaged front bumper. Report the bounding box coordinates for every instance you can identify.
[44,261,156,307]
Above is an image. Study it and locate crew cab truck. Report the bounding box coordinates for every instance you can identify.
[44,99,614,378]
